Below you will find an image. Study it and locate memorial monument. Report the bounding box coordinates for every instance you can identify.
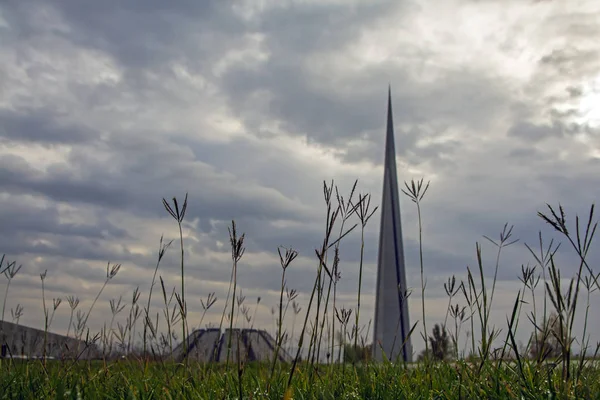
[372,88,413,363]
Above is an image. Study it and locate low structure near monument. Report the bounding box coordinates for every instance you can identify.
[173,328,292,363]
[0,320,100,360]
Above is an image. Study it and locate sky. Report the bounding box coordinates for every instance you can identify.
[1,0,599,358]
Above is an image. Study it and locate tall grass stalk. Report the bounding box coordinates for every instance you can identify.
[523,232,559,366]
[0,254,5,274]
[402,178,429,362]
[65,296,79,338]
[159,277,180,358]
[106,296,125,357]
[162,194,188,361]
[212,246,236,363]
[198,292,217,331]
[127,292,141,356]
[226,221,245,367]
[329,247,341,366]
[39,270,48,365]
[306,181,336,370]
[309,186,356,373]
[143,235,172,358]
[10,303,23,325]
[539,204,599,291]
[288,181,339,388]
[320,182,357,368]
[351,193,377,362]
[81,262,122,336]
[1,258,21,322]
[483,224,518,328]
[308,182,336,368]
[539,203,597,384]
[442,276,461,337]
[288,301,301,354]
[268,246,298,391]
[576,273,598,380]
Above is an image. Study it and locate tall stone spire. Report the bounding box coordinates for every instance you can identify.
[372,86,412,363]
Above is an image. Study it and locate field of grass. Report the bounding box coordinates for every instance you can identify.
[2,358,600,399]
[1,179,599,399]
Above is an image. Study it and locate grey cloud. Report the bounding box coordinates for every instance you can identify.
[5,0,238,71]
[566,86,584,99]
[549,107,580,121]
[0,231,135,265]
[221,60,513,159]
[0,107,97,145]
[0,197,127,240]
[340,125,461,167]
[5,0,513,169]
[531,13,600,122]
[539,47,599,74]
[0,133,313,225]
[507,121,562,142]
[536,174,600,207]
[508,147,539,159]
[4,252,169,302]
[0,153,131,209]
[258,2,403,54]
[170,135,343,203]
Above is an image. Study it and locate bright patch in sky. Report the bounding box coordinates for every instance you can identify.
[578,75,600,127]
[0,143,72,172]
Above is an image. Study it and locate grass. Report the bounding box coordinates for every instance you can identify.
[1,179,600,399]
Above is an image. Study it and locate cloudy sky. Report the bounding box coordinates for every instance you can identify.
[1,0,599,357]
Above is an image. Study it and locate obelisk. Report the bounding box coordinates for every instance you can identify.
[372,87,413,363]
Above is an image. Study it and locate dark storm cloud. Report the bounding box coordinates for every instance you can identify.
[2,233,93,265]
[0,196,127,240]
[4,0,240,71]
[4,0,510,169]
[0,107,97,144]
[0,231,139,266]
[170,135,337,202]
[0,153,132,209]
[221,59,512,162]
[0,132,313,225]
[258,2,398,53]
[333,123,461,167]
[8,0,501,166]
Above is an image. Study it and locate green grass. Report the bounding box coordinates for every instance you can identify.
[1,359,600,399]
[1,179,600,399]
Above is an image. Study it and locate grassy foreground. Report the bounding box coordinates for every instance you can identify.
[1,358,600,399]
[1,179,600,399]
